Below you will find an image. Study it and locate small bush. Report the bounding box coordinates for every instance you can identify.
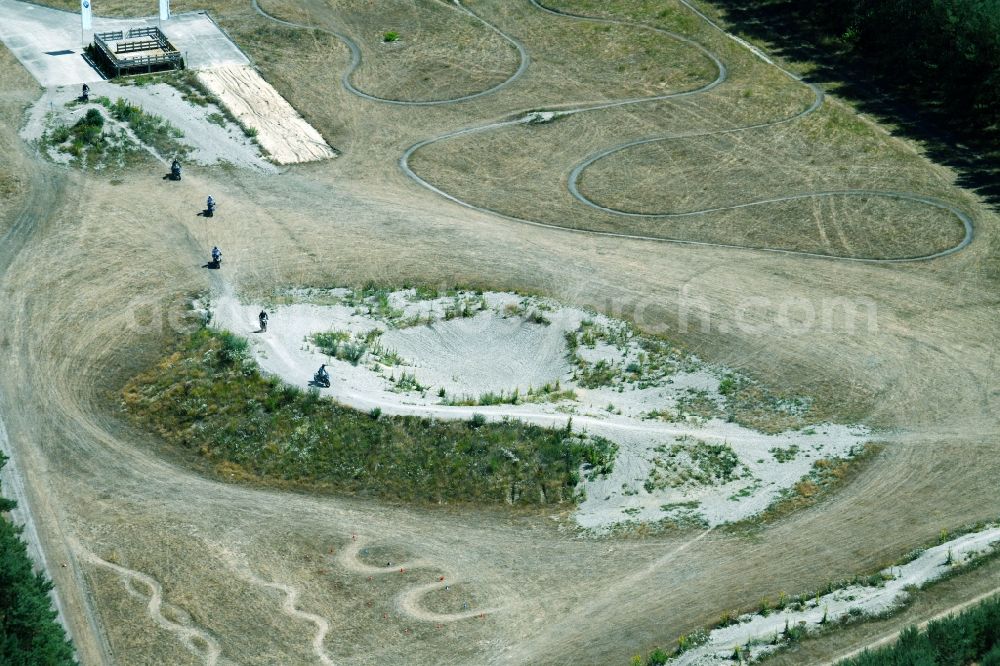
[646,647,669,666]
[383,31,399,42]
[217,330,249,365]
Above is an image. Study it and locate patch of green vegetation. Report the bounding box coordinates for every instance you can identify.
[646,438,750,491]
[727,478,762,501]
[642,408,678,422]
[0,455,76,665]
[448,381,577,407]
[311,328,400,367]
[525,380,577,403]
[312,330,350,356]
[392,371,424,393]
[675,388,722,420]
[443,296,480,320]
[206,112,226,127]
[99,97,188,158]
[565,319,685,390]
[446,389,520,406]
[42,107,137,168]
[575,359,620,389]
[409,285,441,301]
[526,310,550,326]
[770,444,800,463]
[838,595,1000,665]
[659,500,700,512]
[123,327,618,506]
[716,373,813,434]
[741,443,882,527]
[382,31,399,42]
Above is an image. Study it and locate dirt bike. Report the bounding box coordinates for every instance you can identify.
[313,371,331,388]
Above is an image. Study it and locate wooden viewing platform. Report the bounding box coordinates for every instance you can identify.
[89,26,183,78]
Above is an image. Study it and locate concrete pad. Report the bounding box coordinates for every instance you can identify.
[0,0,249,87]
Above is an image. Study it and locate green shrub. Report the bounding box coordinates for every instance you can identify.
[383,31,399,42]
[0,455,76,664]
[646,647,669,665]
[100,97,187,157]
[340,343,366,366]
[839,596,1000,665]
[123,328,617,506]
[217,330,249,365]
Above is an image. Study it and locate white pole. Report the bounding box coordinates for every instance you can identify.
[159,0,170,22]
[80,0,92,30]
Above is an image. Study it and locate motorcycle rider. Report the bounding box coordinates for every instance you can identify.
[81,83,90,102]
[170,158,181,180]
[258,310,268,332]
[206,195,216,217]
[211,246,221,265]
[314,364,330,387]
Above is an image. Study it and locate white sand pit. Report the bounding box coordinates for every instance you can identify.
[196,64,336,164]
[210,287,870,530]
[667,525,1000,664]
[380,315,571,397]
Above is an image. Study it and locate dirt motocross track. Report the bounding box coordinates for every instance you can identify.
[1,0,999,664]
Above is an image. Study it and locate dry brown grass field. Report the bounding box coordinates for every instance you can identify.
[1,0,998,664]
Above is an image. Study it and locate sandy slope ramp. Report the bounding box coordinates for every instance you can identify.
[196,64,336,164]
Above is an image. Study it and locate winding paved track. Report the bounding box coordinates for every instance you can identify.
[249,0,974,262]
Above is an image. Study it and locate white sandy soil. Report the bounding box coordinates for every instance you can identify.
[196,65,336,164]
[20,81,275,172]
[670,525,1000,664]
[210,288,870,529]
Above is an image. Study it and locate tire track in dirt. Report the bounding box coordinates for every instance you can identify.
[399,0,973,262]
[250,0,530,105]
[216,546,335,665]
[337,538,497,623]
[72,539,222,666]
[501,527,714,663]
[395,581,497,623]
[0,161,115,665]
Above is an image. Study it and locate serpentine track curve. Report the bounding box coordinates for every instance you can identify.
[249,0,973,261]
[250,0,530,105]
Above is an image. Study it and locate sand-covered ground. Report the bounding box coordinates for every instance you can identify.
[672,525,1000,664]
[197,64,336,164]
[211,287,869,529]
[20,81,274,171]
